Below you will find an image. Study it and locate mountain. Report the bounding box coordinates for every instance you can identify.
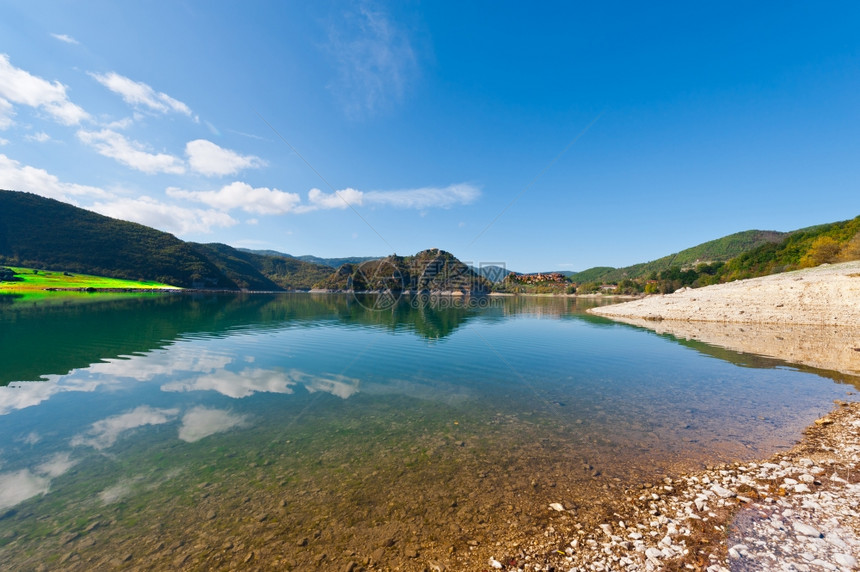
[469,264,514,283]
[238,248,379,269]
[194,243,332,290]
[315,248,492,292]
[0,190,331,290]
[0,190,236,289]
[570,230,788,283]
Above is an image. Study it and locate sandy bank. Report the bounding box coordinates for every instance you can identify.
[588,261,860,327]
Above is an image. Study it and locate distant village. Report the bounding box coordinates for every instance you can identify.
[506,272,567,284]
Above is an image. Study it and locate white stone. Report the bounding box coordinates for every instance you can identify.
[711,485,735,498]
[793,522,822,537]
[549,503,565,512]
[599,523,613,537]
[825,532,848,549]
[645,547,662,559]
[728,547,740,559]
[834,553,858,567]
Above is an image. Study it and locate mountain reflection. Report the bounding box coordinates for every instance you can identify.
[3,293,585,385]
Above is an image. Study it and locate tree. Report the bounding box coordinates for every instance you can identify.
[838,232,860,262]
[800,236,841,267]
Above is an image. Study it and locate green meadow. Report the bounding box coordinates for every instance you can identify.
[0,267,179,303]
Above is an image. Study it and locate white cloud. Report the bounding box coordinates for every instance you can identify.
[185,139,263,176]
[0,54,90,125]
[167,182,301,215]
[104,116,133,130]
[327,4,417,117]
[71,405,179,450]
[0,469,50,509]
[0,98,14,129]
[170,182,478,216]
[51,33,79,45]
[77,128,185,174]
[90,195,237,235]
[0,138,8,145]
[296,187,364,212]
[89,71,192,116]
[178,407,247,443]
[365,183,480,208]
[0,153,110,202]
[24,131,51,143]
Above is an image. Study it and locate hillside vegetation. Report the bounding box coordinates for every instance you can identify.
[580,216,860,294]
[571,230,787,284]
[238,249,379,269]
[0,190,331,290]
[0,190,233,289]
[315,248,492,292]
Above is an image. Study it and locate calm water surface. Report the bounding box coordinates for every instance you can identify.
[0,293,856,570]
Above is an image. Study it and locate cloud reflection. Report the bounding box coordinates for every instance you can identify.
[0,347,232,415]
[178,407,247,443]
[0,469,50,510]
[71,406,179,450]
[161,368,360,400]
[36,452,77,478]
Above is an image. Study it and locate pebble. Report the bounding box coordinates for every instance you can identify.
[547,403,860,572]
[793,522,822,538]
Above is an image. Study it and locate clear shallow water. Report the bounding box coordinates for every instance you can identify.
[0,293,856,570]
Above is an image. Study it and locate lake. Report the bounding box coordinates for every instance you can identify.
[0,293,856,570]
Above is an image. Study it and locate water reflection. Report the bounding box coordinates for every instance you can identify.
[1,293,858,570]
[178,407,247,443]
[0,293,613,385]
[71,406,180,450]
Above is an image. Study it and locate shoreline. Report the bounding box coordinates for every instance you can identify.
[515,402,859,571]
[588,261,860,327]
[567,261,860,570]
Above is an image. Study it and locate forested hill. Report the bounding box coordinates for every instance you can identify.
[237,248,379,268]
[315,248,493,292]
[0,190,330,290]
[570,230,787,283]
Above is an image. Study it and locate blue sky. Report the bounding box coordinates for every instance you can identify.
[1,1,859,272]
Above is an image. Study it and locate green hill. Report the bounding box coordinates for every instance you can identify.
[575,217,860,294]
[0,190,333,290]
[571,230,787,283]
[194,243,332,290]
[238,248,380,269]
[719,216,860,280]
[0,190,236,289]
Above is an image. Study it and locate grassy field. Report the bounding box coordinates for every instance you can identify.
[1,266,180,292]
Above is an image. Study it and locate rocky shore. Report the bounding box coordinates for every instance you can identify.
[508,401,858,572]
[546,262,860,571]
